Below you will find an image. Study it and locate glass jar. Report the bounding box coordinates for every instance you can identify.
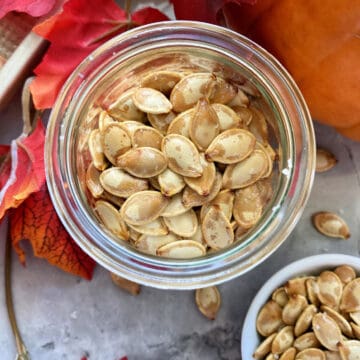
[46,21,315,289]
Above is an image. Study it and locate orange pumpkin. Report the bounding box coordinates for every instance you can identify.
[222,0,360,140]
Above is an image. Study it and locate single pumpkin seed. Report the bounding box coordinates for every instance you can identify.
[120,191,168,225]
[99,167,148,198]
[338,340,360,360]
[210,77,237,104]
[182,172,222,208]
[321,305,353,338]
[334,265,356,285]
[117,147,167,178]
[272,287,290,307]
[286,277,309,298]
[131,125,163,149]
[272,325,295,355]
[189,97,220,151]
[282,295,308,325]
[200,189,234,222]
[340,279,360,313]
[253,333,277,360]
[141,70,183,95]
[312,312,342,351]
[293,332,321,352]
[166,108,194,138]
[306,278,320,307]
[316,148,337,173]
[128,218,168,236]
[163,209,198,237]
[110,272,140,296]
[156,239,206,258]
[132,87,173,114]
[107,88,146,122]
[317,271,343,309]
[295,348,325,360]
[256,300,284,337]
[135,233,178,255]
[147,110,177,135]
[88,129,107,170]
[312,212,350,239]
[160,193,189,217]
[295,305,318,337]
[86,162,104,198]
[227,87,249,107]
[279,347,297,360]
[101,123,132,165]
[98,110,115,131]
[350,312,360,326]
[184,153,216,196]
[158,168,186,197]
[248,106,269,143]
[95,200,129,240]
[202,205,234,250]
[195,286,221,320]
[222,149,268,189]
[233,184,263,229]
[211,103,241,131]
[205,128,256,164]
[162,134,203,177]
[170,72,216,112]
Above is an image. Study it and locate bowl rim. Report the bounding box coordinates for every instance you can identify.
[241,253,360,358]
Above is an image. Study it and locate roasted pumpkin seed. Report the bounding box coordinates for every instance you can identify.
[248,106,269,143]
[256,300,284,337]
[189,98,220,151]
[232,106,253,126]
[317,271,343,308]
[195,286,221,320]
[162,134,202,177]
[279,347,297,360]
[282,295,308,325]
[141,70,183,95]
[98,110,115,131]
[293,332,321,352]
[132,87,172,114]
[86,162,104,198]
[200,189,234,222]
[338,341,360,360]
[334,265,356,285]
[99,167,148,198]
[131,125,163,149]
[316,148,337,173]
[158,168,186,197]
[272,287,289,307]
[285,277,309,297]
[272,325,295,355]
[135,233,178,255]
[89,129,107,170]
[294,305,318,337]
[211,103,241,131]
[210,77,236,104]
[160,193,189,217]
[108,88,146,122]
[312,212,350,239]
[117,147,167,178]
[340,279,360,313]
[147,111,177,134]
[157,239,206,258]
[312,312,342,351]
[202,205,234,250]
[227,87,249,107]
[295,348,325,360]
[110,272,140,296]
[120,191,168,225]
[95,200,129,240]
[128,218,168,236]
[253,333,277,360]
[166,108,194,138]
[101,123,132,165]
[163,209,198,237]
[205,128,256,164]
[170,72,216,112]
[222,149,268,189]
[320,305,353,338]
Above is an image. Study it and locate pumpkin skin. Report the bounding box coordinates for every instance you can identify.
[222,0,360,140]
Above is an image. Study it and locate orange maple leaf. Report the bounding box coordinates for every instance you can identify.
[10,184,96,280]
[0,120,45,219]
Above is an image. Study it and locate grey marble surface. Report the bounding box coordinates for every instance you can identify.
[0,90,359,360]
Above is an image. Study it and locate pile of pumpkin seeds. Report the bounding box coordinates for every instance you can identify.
[86,70,277,259]
[254,265,360,359]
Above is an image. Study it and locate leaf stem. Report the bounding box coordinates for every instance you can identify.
[5,225,30,360]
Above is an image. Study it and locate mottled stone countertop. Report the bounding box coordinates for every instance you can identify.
[0,3,360,359]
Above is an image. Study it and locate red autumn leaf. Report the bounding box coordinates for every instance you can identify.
[0,120,45,220]
[0,0,57,19]
[30,0,169,109]
[10,184,96,280]
[170,0,256,24]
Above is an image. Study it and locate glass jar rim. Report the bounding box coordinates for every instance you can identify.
[46,21,316,289]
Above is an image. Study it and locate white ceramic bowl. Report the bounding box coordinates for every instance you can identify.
[241,253,360,359]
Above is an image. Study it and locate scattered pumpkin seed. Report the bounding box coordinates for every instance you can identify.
[312,212,350,239]
[158,168,186,197]
[315,148,337,173]
[195,286,221,320]
[256,300,284,337]
[312,312,342,351]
